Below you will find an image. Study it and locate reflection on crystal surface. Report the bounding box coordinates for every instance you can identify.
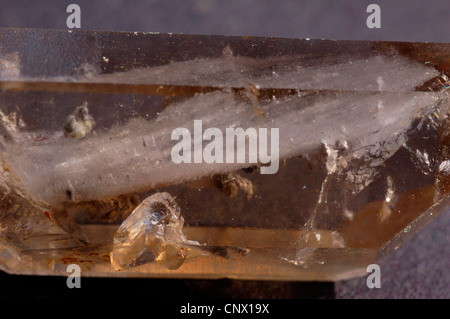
[0,28,448,280]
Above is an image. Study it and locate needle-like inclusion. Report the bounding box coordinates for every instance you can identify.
[0,28,448,280]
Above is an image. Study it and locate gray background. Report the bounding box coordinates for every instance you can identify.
[1,0,450,43]
[0,0,448,299]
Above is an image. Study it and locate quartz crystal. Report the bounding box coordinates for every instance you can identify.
[0,28,448,280]
[111,192,205,271]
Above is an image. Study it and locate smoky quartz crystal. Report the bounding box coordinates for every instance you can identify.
[0,28,448,280]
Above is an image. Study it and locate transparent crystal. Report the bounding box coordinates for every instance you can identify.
[0,28,448,280]
[111,192,204,271]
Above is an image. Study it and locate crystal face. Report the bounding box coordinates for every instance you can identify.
[0,28,448,280]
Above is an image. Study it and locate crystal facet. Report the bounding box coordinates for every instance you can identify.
[0,28,448,280]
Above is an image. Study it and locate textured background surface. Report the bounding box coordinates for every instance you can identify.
[0,0,448,299]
